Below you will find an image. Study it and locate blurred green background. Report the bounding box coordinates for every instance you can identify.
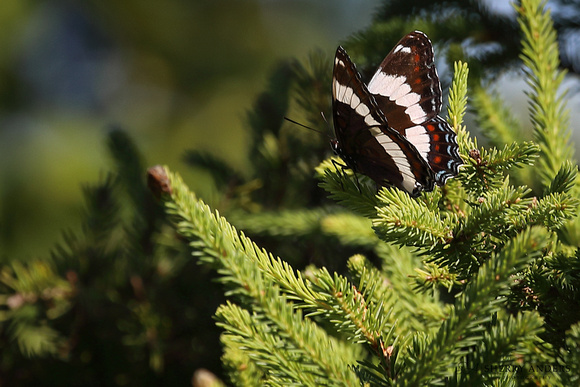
[2,0,580,385]
[0,0,380,258]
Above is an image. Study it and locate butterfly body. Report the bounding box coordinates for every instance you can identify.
[331,31,462,197]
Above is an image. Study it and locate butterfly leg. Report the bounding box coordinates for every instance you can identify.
[331,159,347,189]
[352,171,362,193]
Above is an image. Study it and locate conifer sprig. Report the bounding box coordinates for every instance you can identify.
[517,0,574,187]
[446,59,541,199]
[221,333,263,385]
[348,254,445,336]
[456,312,545,385]
[163,167,433,383]
[164,169,363,385]
[398,227,549,385]
[546,160,578,195]
[0,261,70,357]
[372,188,456,248]
[458,179,532,245]
[315,158,379,218]
[458,141,539,197]
[447,61,469,154]
[216,294,360,386]
[517,0,580,247]
[429,177,576,278]
[560,322,580,385]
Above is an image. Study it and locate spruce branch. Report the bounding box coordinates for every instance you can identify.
[447,61,470,158]
[372,187,457,249]
[516,0,580,247]
[544,249,580,293]
[216,293,361,386]
[247,62,294,145]
[315,158,379,218]
[398,227,549,385]
[0,261,71,302]
[517,0,574,187]
[221,333,265,386]
[560,322,580,385]
[346,255,391,310]
[307,267,394,350]
[527,191,580,231]
[107,128,147,209]
[250,246,396,353]
[0,260,72,358]
[217,301,320,386]
[459,179,532,244]
[546,160,578,195]
[517,249,580,348]
[458,141,539,198]
[433,176,575,278]
[8,320,63,358]
[161,168,364,384]
[348,254,445,336]
[469,86,538,188]
[447,58,542,199]
[375,243,449,333]
[413,263,460,294]
[457,311,545,385]
[136,2,580,382]
[161,167,426,383]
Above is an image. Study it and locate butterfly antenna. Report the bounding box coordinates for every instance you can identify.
[283,116,330,138]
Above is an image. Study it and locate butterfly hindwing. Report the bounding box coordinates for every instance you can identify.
[332,46,435,196]
[367,31,463,186]
[368,31,441,126]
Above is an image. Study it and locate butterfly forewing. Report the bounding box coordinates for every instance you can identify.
[367,31,463,186]
[332,46,435,196]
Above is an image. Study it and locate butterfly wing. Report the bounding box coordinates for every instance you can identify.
[367,31,463,186]
[332,46,435,197]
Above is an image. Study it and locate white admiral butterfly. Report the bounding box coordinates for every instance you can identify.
[332,31,463,197]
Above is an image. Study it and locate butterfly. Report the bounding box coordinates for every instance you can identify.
[331,31,463,197]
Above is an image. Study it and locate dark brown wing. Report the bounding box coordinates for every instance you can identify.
[367,31,462,186]
[332,46,435,197]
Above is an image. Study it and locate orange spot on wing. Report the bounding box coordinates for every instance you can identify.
[415,78,422,84]
[434,156,442,163]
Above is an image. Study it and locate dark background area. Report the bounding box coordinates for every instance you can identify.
[0,0,380,258]
[2,0,580,260]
